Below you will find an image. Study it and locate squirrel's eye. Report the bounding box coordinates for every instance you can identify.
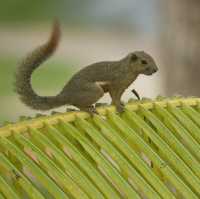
[141,60,147,64]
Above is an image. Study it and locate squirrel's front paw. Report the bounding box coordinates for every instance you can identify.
[116,104,125,113]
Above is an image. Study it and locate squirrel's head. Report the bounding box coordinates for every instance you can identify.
[126,51,158,76]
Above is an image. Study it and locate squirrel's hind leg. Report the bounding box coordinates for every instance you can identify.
[71,82,104,114]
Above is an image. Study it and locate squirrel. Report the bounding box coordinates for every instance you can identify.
[15,21,158,113]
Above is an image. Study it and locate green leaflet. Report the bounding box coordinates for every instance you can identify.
[0,97,199,199]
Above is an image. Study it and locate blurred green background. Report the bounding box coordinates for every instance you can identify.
[1,0,200,124]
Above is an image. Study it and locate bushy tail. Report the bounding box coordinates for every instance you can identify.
[15,21,65,110]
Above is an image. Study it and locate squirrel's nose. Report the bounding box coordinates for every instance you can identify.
[153,68,158,73]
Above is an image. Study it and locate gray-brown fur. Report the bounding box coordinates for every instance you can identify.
[15,22,158,113]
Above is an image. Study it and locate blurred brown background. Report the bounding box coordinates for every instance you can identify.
[0,0,199,123]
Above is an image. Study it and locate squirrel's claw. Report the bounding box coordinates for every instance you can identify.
[80,106,99,115]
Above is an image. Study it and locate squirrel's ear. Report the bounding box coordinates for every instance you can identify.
[129,53,138,62]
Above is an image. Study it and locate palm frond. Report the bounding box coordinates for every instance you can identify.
[0,97,199,199]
